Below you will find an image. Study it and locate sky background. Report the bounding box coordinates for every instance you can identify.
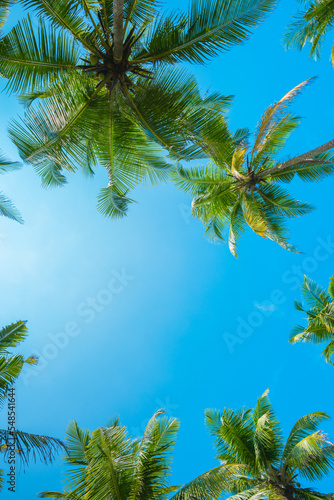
[1,0,334,497]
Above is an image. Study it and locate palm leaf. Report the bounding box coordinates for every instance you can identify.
[134,0,276,64]
[0,320,28,354]
[1,429,65,466]
[18,0,95,52]
[258,184,313,218]
[0,15,80,95]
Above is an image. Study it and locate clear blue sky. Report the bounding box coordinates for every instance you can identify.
[0,0,334,497]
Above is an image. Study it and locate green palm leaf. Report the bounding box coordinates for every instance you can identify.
[134,0,276,64]
[0,15,80,95]
[284,0,334,65]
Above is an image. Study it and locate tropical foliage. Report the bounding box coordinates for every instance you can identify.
[0,0,276,218]
[285,0,334,67]
[0,1,23,224]
[0,153,23,223]
[205,390,334,499]
[0,320,65,491]
[38,409,238,500]
[173,79,334,257]
[290,274,334,365]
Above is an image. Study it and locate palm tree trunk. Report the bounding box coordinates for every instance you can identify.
[113,0,124,64]
[262,138,334,177]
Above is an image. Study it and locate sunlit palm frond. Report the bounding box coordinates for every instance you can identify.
[0,15,80,95]
[18,0,94,51]
[0,429,65,466]
[284,0,334,63]
[251,79,313,160]
[0,320,28,354]
[134,0,276,65]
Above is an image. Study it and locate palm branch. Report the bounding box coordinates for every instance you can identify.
[173,79,334,257]
[284,0,334,68]
[0,320,65,490]
[0,0,276,217]
[205,390,334,499]
[0,152,23,223]
[290,274,334,365]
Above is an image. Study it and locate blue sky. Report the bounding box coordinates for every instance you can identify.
[0,0,334,497]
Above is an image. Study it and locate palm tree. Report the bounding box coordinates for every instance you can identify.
[0,320,65,490]
[0,153,23,223]
[0,0,276,217]
[173,79,334,257]
[38,409,239,500]
[284,0,334,67]
[290,274,334,365]
[205,390,334,500]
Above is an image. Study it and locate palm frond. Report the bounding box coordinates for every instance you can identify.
[134,0,276,64]
[258,184,313,218]
[171,464,245,500]
[251,79,313,159]
[18,0,94,52]
[269,152,334,183]
[1,429,65,466]
[0,193,23,223]
[282,412,330,462]
[0,321,28,354]
[0,15,80,95]
[301,275,331,309]
[284,0,334,61]
[322,339,334,366]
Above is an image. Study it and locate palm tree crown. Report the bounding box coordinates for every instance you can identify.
[205,390,334,500]
[0,0,275,218]
[290,274,334,365]
[285,0,334,67]
[173,79,334,257]
[38,409,237,500]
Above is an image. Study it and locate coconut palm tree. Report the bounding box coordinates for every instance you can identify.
[0,320,65,490]
[38,409,239,500]
[205,390,334,500]
[290,274,334,365]
[173,79,334,257]
[0,153,23,223]
[0,0,276,217]
[285,0,334,67]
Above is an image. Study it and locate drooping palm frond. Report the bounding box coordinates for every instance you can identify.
[290,274,334,365]
[173,80,334,256]
[0,429,65,466]
[0,320,65,491]
[205,391,334,499]
[284,0,334,66]
[0,152,23,223]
